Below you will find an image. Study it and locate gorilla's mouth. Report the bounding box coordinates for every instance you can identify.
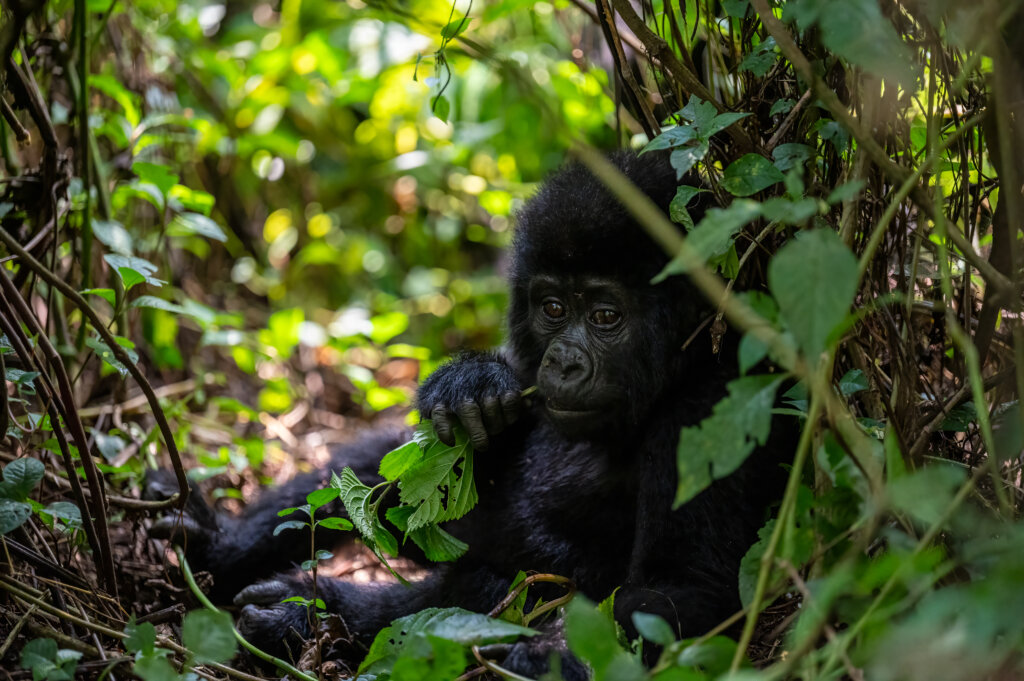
[544,400,608,433]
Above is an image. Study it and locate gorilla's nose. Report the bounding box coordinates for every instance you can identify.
[543,341,591,386]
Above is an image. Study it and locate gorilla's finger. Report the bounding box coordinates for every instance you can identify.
[432,406,455,446]
[456,400,489,451]
[150,514,209,543]
[500,391,522,425]
[481,394,505,435]
[234,579,292,606]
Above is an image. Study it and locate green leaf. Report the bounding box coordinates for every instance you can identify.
[397,427,477,532]
[441,18,469,40]
[722,0,748,18]
[20,638,82,681]
[41,502,82,529]
[3,458,45,500]
[760,197,819,225]
[124,618,157,655]
[85,336,138,377]
[433,96,450,122]
[181,609,237,664]
[306,486,340,511]
[390,635,467,681]
[334,468,399,558]
[770,98,796,116]
[838,369,869,396]
[721,154,785,197]
[130,296,188,316]
[887,463,966,527]
[813,0,916,84]
[379,438,425,481]
[652,201,761,282]
[0,499,32,534]
[768,229,859,360]
[641,125,697,153]
[318,516,354,531]
[103,254,164,289]
[132,656,178,681]
[772,143,813,172]
[80,288,116,306]
[273,520,308,535]
[408,523,469,562]
[669,185,706,228]
[677,95,718,132]
[132,162,179,198]
[676,375,785,506]
[827,179,866,204]
[669,142,709,179]
[167,212,228,242]
[632,612,676,646]
[359,607,534,675]
[565,598,645,680]
[91,219,133,255]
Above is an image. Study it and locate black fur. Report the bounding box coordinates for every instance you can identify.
[149,152,784,677]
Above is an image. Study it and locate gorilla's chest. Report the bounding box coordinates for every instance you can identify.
[475,428,639,584]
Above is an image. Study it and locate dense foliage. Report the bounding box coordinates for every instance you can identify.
[1,0,1023,679]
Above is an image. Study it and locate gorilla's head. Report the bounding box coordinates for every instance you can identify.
[507,151,711,438]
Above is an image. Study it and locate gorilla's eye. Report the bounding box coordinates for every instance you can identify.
[542,300,566,319]
[591,309,621,326]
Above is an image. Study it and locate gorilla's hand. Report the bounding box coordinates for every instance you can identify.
[145,469,222,561]
[416,352,523,450]
[234,576,313,656]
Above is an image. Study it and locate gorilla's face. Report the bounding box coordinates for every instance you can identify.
[528,274,645,437]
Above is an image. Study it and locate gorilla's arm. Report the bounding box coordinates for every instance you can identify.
[416,351,525,450]
[234,562,514,653]
[148,429,407,600]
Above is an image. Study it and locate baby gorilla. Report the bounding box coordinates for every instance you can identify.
[150,151,782,677]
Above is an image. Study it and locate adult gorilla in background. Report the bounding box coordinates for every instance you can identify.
[149,151,783,677]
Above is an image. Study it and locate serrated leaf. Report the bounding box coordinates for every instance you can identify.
[397,429,477,532]
[379,439,425,481]
[676,375,784,506]
[335,468,399,558]
[768,229,859,360]
[408,523,468,562]
[722,154,785,197]
[181,609,237,664]
[677,95,718,132]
